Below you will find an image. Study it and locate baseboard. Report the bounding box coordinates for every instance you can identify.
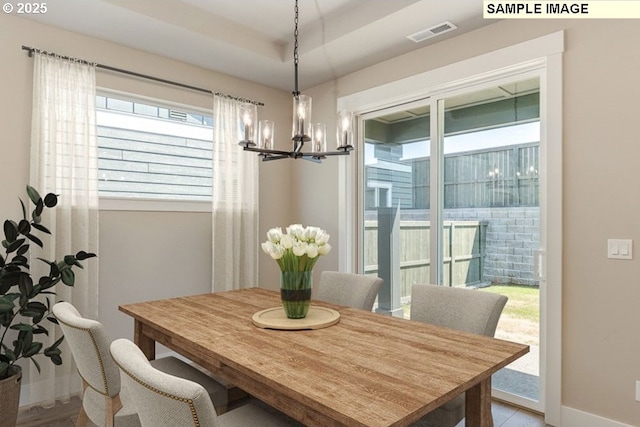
[561,406,634,427]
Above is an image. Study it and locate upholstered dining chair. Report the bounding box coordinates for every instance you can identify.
[110,338,301,427]
[314,271,384,311]
[52,302,229,427]
[409,284,508,427]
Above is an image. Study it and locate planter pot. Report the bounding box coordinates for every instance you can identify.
[280,270,313,319]
[0,369,22,427]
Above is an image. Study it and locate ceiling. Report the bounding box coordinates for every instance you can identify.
[20,0,495,91]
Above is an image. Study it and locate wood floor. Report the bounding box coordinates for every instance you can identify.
[17,395,548,427]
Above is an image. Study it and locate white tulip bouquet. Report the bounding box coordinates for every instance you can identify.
[261,224,331,318]
[261,224,331,272]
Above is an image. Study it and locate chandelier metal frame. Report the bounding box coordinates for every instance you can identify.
[239,0,354,162]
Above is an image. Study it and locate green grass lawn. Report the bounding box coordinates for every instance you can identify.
[401,283,540,324]
[399,283,540,346]
[479,284,539,323]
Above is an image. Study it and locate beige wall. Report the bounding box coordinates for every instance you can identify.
[303,19,640,426]
[0,13,293,351]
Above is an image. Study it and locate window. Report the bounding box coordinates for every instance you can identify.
[96,93,213,202]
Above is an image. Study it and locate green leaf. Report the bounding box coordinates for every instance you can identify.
[31,223,51,235]
[12,255,28,266]
[18,275,33,300]
[25,301,47,312]
[76,251,97,261]
[3,347,15,362]
[20,198,26,220]
[23,342,43,358]
[22,302,47,322]
[48,335,64,350]
[0,362,9,378]
[64,255,76,266]
[9,323,33,332]
[3,220,18,243]
[16,244,29,256]
[35,199,44,217]
[49,354,62,365]
[40,277,60,290]
[6,238,26,254]
[26,185,41,205]
[43,193,58,208]
[26,233,43,248]
[0,297,15,314]
[25,301,47,313]
[61,269,75,286]
[32,325,48,335]
[11,339,22,359]
[46,261,60,278]
[44,346,61,356]
[30,357,41,374]
[17,219,31,235]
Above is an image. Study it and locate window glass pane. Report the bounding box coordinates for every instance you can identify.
[107,98,133,113]
[96,95,107,109]
[133,102,158,117]
[97,93,213,201]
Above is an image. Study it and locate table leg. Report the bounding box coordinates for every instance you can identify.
[465,377,493,427]
[134,320,156,360]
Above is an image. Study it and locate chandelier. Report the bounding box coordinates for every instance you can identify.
[238,0,354,162]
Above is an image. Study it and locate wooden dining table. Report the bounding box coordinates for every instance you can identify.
[119,287,528,427]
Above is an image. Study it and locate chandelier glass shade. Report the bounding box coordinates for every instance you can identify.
[238,0,354,162]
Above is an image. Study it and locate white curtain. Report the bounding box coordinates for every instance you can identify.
[212,96,259,291]
[29,53,99,405]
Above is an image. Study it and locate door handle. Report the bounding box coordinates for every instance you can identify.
[533,249,545,281]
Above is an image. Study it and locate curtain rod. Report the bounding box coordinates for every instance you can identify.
[21,45,264,106]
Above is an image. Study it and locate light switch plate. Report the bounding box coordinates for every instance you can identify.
[608,239,633,260]
[636,381,640,401]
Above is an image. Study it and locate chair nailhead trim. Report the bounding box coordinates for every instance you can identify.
[57,318,111,397]
[113,361,201,427]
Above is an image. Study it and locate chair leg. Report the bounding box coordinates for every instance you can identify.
[76,379,89,427]
[76,406,89,427]
[104,394,123,427]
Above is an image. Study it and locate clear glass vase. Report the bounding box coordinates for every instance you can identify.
[280,270,312,319]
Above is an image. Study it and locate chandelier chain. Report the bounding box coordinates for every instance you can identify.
[293,0,300,95]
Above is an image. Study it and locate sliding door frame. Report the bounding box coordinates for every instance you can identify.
[338,31,563,425]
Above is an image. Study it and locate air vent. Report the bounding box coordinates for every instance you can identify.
[169,109,187,121]
[407,21,457,43]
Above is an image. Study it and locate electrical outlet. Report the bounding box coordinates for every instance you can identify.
[636,381,640,401]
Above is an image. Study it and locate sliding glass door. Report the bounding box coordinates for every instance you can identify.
[440,78,541,407]
[361,74,543,410]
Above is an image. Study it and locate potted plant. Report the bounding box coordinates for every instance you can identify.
[0,185,96,426]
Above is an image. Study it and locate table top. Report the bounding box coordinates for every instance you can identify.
[120,288,528,426]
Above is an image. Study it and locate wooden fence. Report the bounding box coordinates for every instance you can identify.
[364,220,487,298]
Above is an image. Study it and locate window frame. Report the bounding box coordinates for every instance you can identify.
[96,89,214,212]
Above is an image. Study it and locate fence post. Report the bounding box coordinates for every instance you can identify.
[375,205,403,317]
